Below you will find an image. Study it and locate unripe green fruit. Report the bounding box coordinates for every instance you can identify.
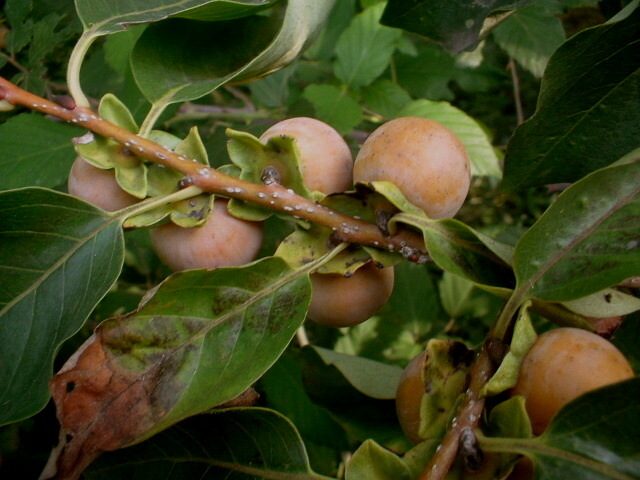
[259,117,353,195]
[150,199,264,271]
[68,158,139,211]
[512,327,634,435]
[307,263,394,328]
[353,117,471,219]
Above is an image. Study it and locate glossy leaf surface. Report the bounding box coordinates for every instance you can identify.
[503,7,640,192]
[0,188,124,425]
[513,160,640,302]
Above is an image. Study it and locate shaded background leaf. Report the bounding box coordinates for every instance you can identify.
[0,115,85,190]
[492,0,566,77]
[84,408,324,480]
[502,7,640,192]
[0,188,124,425]
[334,3,402,90]
[381,0,537,53]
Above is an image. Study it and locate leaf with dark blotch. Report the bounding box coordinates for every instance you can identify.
[502,7,640,192]
[83,408,329,480]
[380,0,537,53]
[481,378,640,479]
[47,257,311,480]
[513,159,640,302]
[0,188,124,426]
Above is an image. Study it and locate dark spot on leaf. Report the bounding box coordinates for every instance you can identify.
[605,293,613,303]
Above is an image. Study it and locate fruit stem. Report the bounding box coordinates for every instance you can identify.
[66,31,98,109]
[0,76,428,261]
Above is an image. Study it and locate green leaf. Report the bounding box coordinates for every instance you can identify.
[513,160,640,302]
[390,211,515,290]
[502,8,640,192]
[75,0,274,35]
[381,0,537,53]
[301,346,407,447]
[562,288,640,318]
[397,99,502,178]
[361,79,412,119]
[0,188,124,425]
[492,1,566,78]
[48,257,313,478]
[303,84,363,135]
[131,0,335,105]
[260,351,349,454]
[0,114,85,190]
[304,346,402,400]
[346,439,412,480]
[174,0,280,21]
[482,302,537,396]
[480,378,640,479]
[85,408,323,479]
[334,3,403,90]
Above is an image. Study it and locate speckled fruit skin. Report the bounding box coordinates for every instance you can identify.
[353,117,471,219]
[150,199,264,271]
[395,351,426,445]
[512,327,634,435]
[68,158,139,211]
[307,263,394,328]
[259,117,353,195]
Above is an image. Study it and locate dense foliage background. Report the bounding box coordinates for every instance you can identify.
[0,0,638,479]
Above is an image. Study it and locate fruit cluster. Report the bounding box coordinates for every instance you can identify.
[395,327,634,477]
[68,116,471,328]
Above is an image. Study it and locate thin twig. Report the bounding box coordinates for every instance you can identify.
[508,58,524,126]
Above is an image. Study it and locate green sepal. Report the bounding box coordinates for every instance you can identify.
[225,128,314,221]
[129,128,213,229]
[418,339,474,441]
[481,301,537,397]
[275,224,373,276]
[74,94,147,198]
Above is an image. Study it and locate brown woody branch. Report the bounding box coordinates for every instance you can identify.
[0,77,429,262]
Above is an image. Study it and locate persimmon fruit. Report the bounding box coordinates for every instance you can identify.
[307,262,394,328]
[353,117,471,219]
[150,198,264,271]
[512,327,634,434]
[68,157,139,211]
[259,117,353,195]
[395,350,426,445]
